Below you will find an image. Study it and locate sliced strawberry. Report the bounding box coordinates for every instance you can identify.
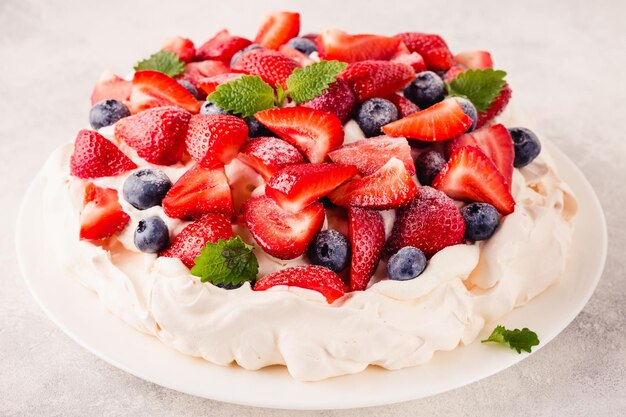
[395,32,455,71]
[255,107,344,163]
[348,207,385,291]
[340,60,414,101]
[113,106,191,165]
[317,29,401,62]
[385,186,465,258]
[433,146,515,215]
[197,73,244,95]
[79,183,130,240]
[242,195,324,260]
[454,51,493,70]
[266,163,358,213]
[328,157,417,209]
[162,164,233,220]
[70,129,136,179]
[477,84,512,128]
[161,36,196,63]
[160,213,233,268]
[185,114,248,168]
[445,132,478,157]
[382,98,473,142]
[385,93,420,118]
[328,136,415,176]
[391,42,427,73]
[237,136,305,180]
[278,44,314,66]
[90,71,132,105]
[129,70,200,114]
[443,64,467,83]
[195,29,252,62]
[301,78,356,123]
[254,11,300,50]
[253,265,344,303]
[231,49,299,89]
[179,60,230,88]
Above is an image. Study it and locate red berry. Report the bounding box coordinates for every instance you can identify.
[237,136,305,180]
[340,60,415,102]
[129,70,200,114]
[161,36,196,63]
[195,29,252,62]
[385,93,420,118]
[197,72,243,96]
[70,129,136,179]
[476,84,512,128]
[254,12,300,50]
[231,49,299,89]
[348,207,385,291]
[90,72,132,105]
[79,183,130,240]
[395,32,455,71]
[442,65,467,83]
[317,29,401,62]
[301,78,356,123]
[254,265,345,303]
[328,136,415,176]
[178,60,230,88]
[185,114,249,168]
[454,51,493,70]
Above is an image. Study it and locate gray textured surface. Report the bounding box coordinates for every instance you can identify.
[1,0,625,415]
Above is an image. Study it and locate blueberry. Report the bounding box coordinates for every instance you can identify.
[89,99,130,130]
[200,101,230,115]
[460,202,500,241]
[403,71,445,109]
[134,216,169,253]
[356,98,398,138]
[230,44,263,67]
[387,247,427,281]
[508,127,542,168]
[308,229,350,272]
[286,37,317,55]
[177,79,199,99]
[454,97,478,132]
[122,169,172,210]
[215,282,244,290]
[246,116,275,138]
[414,150,447,186]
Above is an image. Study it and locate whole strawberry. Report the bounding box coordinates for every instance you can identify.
[70,130,136,179]
[301,78,356,123]
[231,49,299,89]
[185,114,249,168]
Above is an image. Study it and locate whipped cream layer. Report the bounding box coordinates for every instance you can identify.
[42,108,577,381]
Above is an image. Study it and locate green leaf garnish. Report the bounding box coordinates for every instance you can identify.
[207,75,275,117]
[285,60,347,103]
[190,237,259,287]
[481,325,540,353]
[446,69,507,112]
[134,51,185,77]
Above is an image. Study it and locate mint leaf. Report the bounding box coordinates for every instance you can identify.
[207,75,275,117]
[190,237,259,287]
[286,60,348,103]
[446,69,507,112]
[134,51,185,77]
[481,325,540,353]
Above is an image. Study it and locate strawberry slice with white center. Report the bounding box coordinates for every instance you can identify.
[317,29,401,62]
[254,11,300,50]
[178,60,230,88]
[185,114,249,168]
[454,51,493,70]
[253,265,345,303]
[394,32,455,71]
[160,213,234,268]
[70,130,136,179]
[197,73,244,96]
[433,146,515,215]
[162,164,233,220]
[328,157,418,209]
[266,163,358,212]
[382,98,473,141]
[255,107,344,163]
[237,136,305,181]
[340,60,415,102]
[348,207,385,291]
[231,49,300,89]
[161,36,196,63]
[242,195,325,260]
[90,71,132,105]
[195,29,252,62]
[79,183,130,240]
[129,70,200,114]
[385,93,420,118]
[328,136,415,176]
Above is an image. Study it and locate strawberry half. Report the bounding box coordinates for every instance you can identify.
[328,157,418,209]
[243,195,325,260]
[114,106,191,165]
[433,146,515,215]
[382,98,473,141]
[348,207,385,291]
[70,130,136,179]
[454,51,493,70]
[395,32,455,71]
[340,60,414,102]
[129,70,200,114]
[179,60,230,88]
[328,136,415,176]
[266,163,358,213]
[231,49,299,89]
[386,93,420,118]
[278,44,315,66]
[253,265,344,303]
[317,29,401,62]
[301,78,356,123]
[197,73,244,96]
[385,186,465,258]
[160,213,234,268]
[79,183,130,240]
[162,164,233,220]
[195,29,252,62]
[237,136,305,180]
[254,11,300,50]
[161,36,196,63]
[185,114,249,168]
[255,107,344,163]
[476,84,512,128]
[391,42,427,73]
[90,71,132,105]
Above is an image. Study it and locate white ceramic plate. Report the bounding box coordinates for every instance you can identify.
[16,141,607,410]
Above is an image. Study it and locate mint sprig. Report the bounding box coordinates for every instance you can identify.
[446,69,507,112]
[190,237,259,287]
[286,61,348,103]
[134,51,185,78]
[481,325,540,353]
